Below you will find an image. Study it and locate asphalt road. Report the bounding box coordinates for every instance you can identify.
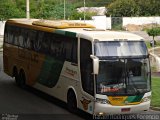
[0,52,160,120]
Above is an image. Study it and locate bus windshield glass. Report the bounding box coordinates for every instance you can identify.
[96,58,151,95]
[94,41,150,95]
[94,41,148,58]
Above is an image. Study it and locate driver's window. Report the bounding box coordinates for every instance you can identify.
[80,39,94,96]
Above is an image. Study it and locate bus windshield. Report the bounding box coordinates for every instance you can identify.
[94,41,151,95]
[96,58,151,95]
[94,41,148,58]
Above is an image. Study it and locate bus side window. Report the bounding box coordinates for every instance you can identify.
[4,24,9,43]
[52,34,70,61]
[80,39,94,96]
[50,34,60,58]
[64,38,72,62]
[41,33,51,54]
[18,28,25,47]
[8,25,14,44]
[13,27,19,46]
[71,38,78,64]
[28,30,37,50]
[34,31,43,52]
[23,29,30,49]
[50,36,56,56]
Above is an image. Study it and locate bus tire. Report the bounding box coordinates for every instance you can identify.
[67,90,77,113]
[19,70,26,89]
[13,67,20,86]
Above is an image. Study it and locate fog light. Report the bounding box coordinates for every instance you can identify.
[99,112,104,115]
[141,96,151,103]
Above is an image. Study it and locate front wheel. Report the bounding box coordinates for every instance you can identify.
[67,91,77,113]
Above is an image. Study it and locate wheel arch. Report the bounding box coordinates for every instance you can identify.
[67,87,78,107]
[12,65,18,77]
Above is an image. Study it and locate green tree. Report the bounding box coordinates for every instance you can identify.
[135,0,160,16]
[0,0,115,20]
[106,0,160,17]
[30,0,57,19]
[70,11,96,20]
[0,0,25,19]
[147,27,160,43]
[41,3,75,19]
[106,0,139,17]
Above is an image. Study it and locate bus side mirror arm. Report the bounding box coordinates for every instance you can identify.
[90,55,99,75]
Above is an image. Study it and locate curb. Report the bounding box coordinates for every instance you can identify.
[150,106,160,111]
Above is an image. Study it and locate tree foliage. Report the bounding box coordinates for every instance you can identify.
[1,0,160,19]
[106,0,160,17]
[106,0,139,17]
[0,0,25,19]
[70,11,96,20]
[147,27,160,41]
[1,0,108,20]
[135,0,160,16]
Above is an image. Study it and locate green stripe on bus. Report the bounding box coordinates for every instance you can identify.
[54,30,76,38]
[54,30,66,35]
[65,31,76,38]
[126,95,144,103]
[37,56,64,88]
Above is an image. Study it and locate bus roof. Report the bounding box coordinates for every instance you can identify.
[32,20,95,29]
[7,19,144,42]
[58,28,144,41]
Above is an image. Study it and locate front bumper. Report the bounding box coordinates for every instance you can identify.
[94,101,150,115]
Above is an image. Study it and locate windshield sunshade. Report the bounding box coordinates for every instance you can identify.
[94,41,148,57]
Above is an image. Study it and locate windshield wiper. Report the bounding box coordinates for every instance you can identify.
[133,87,141,95]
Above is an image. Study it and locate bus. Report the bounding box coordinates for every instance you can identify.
[3,19,151,115]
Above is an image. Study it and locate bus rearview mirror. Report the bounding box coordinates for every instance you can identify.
[90,55,99,75]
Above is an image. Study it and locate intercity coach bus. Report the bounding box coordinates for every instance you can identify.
[3,19,151,115]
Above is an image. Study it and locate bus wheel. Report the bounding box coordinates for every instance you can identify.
[67,90,77,113]
[13,68,20,86]
[19,70,26,89]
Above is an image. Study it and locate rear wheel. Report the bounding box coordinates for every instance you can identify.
[13,68,20,86]
[19,70,26,88]
[67,91,77,113]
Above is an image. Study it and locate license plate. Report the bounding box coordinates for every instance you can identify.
[121,108,130,112]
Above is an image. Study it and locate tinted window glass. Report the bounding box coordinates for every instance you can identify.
[28,30,37,50]
[80,39,94,95]
[4,24,9,43]
[18,28,25,47]
[8,25,14,43]
[12,27,19,45]
[34,31,43,51]
[23,29,30,49]
[4,24,78,64]
[50,34,77,63]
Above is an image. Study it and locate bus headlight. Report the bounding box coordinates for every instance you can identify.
[96,98,110,104]
[141,96,151,103]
